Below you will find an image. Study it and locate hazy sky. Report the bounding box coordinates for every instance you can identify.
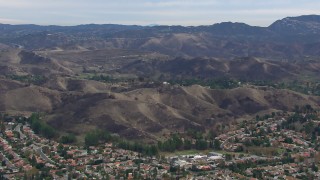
[0,0,319,26]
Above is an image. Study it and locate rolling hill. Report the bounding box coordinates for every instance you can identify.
[1,76,319,141]
[1,15,320,142]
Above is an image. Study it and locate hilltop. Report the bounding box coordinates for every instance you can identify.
[0,15,320,59]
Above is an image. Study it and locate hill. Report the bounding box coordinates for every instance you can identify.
[269,15,320,35]
[116,57,316,82]
[1,15,320,142]
[1,77,319,141]
[1,15,320,59]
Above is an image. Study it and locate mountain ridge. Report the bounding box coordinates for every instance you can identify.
[1,15,320,59]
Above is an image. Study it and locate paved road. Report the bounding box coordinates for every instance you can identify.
[31,144,54,163]
[37,148,54,163]
[14,124,26,139]
[0,152,15,169]
[220,134,237,149]
[220,133,248,149]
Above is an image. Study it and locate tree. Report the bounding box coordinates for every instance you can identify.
[305,121,315,135]
[169,166,178,173]
[284,137,293,144]
[23,172,28,180]
[213,139,221,150]
[195,139,207,150]
[60,134,76,144]
[28,113,56,139]
[207,130,217,140]
[225,154,232,161]
[84,131,101,147]
[183,139,192,150]
[294,105,300,113]
[30,155,37,166]
[35,163,45,170]
[42,146,50,154]
[41,125,56,139]
[0,121,5,133]
[32,121,42,134]
[312,163,318,172]
[252,169,263,179]
[152,168,158,179]
[235,146,244,152]
[85,130,112,147]
[7,154,14,160]
[149,145,158,156]
[305,104,313,113]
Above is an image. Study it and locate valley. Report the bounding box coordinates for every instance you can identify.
[0,14,320,179]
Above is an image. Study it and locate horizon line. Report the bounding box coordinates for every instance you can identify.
[1,14,318,28]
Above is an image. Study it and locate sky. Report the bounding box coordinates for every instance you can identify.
[0,0,319,26]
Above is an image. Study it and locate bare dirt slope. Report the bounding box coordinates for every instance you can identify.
[116,57,309,81]
[0,79,62,114]
[1,47,320,142]
[0,48,73,76]
[45,85,320,141]
[1,75,319,141]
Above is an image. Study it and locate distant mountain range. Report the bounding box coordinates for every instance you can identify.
[1,15,320,59]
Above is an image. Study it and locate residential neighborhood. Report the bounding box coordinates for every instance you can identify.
[0,108,320,179]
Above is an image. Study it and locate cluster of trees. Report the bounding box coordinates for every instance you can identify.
[22,171,53,180]
[89,74,117,83]
[227,159,282,177]
[283,81,320,96]
[6,75,47,85]
[88,73,320,96]
[280,105,319,140]
[228,161,258,174]
[84,129,158,156]
[157,134,221,152]
[89,74,137,84]
[254,105,319,142]
[255,111,279,121]
[243,137,271,147]
[0,119,5,133]
[293,104,316,114]
[84,129,222,155]
[249,80,320,96]
[84,130,112,147]
[168,78,239,89]
[117,141,158,156]
[28,113,56,139]
[57,143,72,159]
[28,154,53,179]
[60,134,76,144]
[0,114,26,123]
